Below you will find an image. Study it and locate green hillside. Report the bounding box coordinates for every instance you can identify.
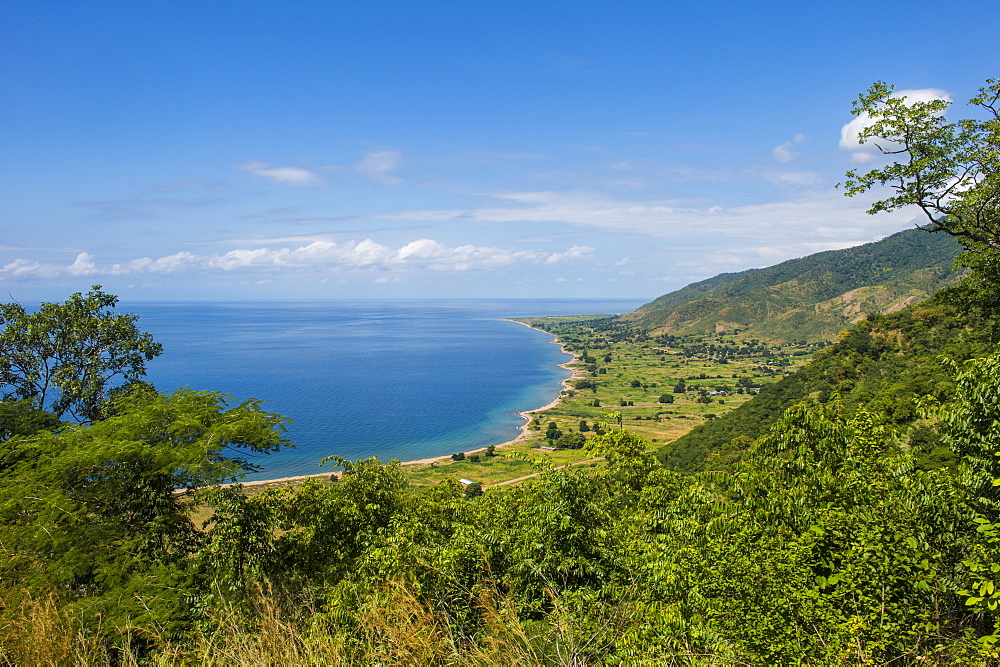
[656,280,999,473]
[623,228,962,343]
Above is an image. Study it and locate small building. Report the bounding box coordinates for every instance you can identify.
[458,478,475,486]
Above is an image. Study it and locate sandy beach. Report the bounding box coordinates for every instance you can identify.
[232,320,580,488]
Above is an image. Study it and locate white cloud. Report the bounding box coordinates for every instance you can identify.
[545,245,595,264]
[839,88,951,164]
[0,238,595,280]
[381,188,918,245]
[236,161,324,186]
[355,150,403,185]
[2,258,55,278]
[126,252,200,273]
[771,133,806,163]
[67,252,99,275]
[763,170,823,187]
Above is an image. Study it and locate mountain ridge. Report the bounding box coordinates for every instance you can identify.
[622,228,963,343]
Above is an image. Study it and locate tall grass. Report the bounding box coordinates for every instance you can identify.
[0,583,548,666]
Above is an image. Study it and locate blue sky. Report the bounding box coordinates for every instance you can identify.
[2,1,997,301]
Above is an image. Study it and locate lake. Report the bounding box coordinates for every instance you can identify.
[128,299,645,481]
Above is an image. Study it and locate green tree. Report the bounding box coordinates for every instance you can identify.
[545,421,563,443]
[555,432,586,450]
[0,286,163,421]
[658,393,674,404]
[926,353,1000,641]
[842,78,1000,308]
[0,387,288,636]
[0,398,60,442]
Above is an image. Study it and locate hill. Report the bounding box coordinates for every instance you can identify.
[622,228,962,343]
[656,280,999,473]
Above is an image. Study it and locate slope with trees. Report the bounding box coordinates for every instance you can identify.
[622,227,962,343]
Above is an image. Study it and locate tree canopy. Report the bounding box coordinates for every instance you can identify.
[842,78,1000,309]
[0,285,163,421]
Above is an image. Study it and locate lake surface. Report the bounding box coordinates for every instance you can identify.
[127,299,645,481]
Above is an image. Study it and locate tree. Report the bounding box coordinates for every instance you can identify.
[555,431,586,450]
[604,411,623,430]
[658,393,674,404]
[0,286,163,421]
[841,78,1000,306]
[0,398,60,442]
[545,421,563,442]
[0,387,288,635]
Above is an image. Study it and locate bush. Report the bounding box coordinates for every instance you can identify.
[555,432,586,450]
[451,452,466,461]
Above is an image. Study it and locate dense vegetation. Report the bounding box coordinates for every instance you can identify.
[2,304,1000,662]
[660,282,999,473]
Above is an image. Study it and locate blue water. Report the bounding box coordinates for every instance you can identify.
[127,299,644,481]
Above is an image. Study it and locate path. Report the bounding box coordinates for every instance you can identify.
[488,457,605,487]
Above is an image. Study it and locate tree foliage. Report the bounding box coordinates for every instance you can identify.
[843,78,1000,310]
[0,286,163,421]
[661,288,998,472]
[0,387,288,637]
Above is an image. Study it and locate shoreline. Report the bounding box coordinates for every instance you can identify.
[232,319,580,488]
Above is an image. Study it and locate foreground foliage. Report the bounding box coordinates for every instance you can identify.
[3,350,1000,663]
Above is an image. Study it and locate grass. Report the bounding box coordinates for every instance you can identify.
[401,439,601,488]
[513,318,813,450]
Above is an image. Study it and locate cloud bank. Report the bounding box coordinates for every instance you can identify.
[382,188,919,243]
[0,239,596,280]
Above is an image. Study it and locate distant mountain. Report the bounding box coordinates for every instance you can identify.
[622,229,963,343]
